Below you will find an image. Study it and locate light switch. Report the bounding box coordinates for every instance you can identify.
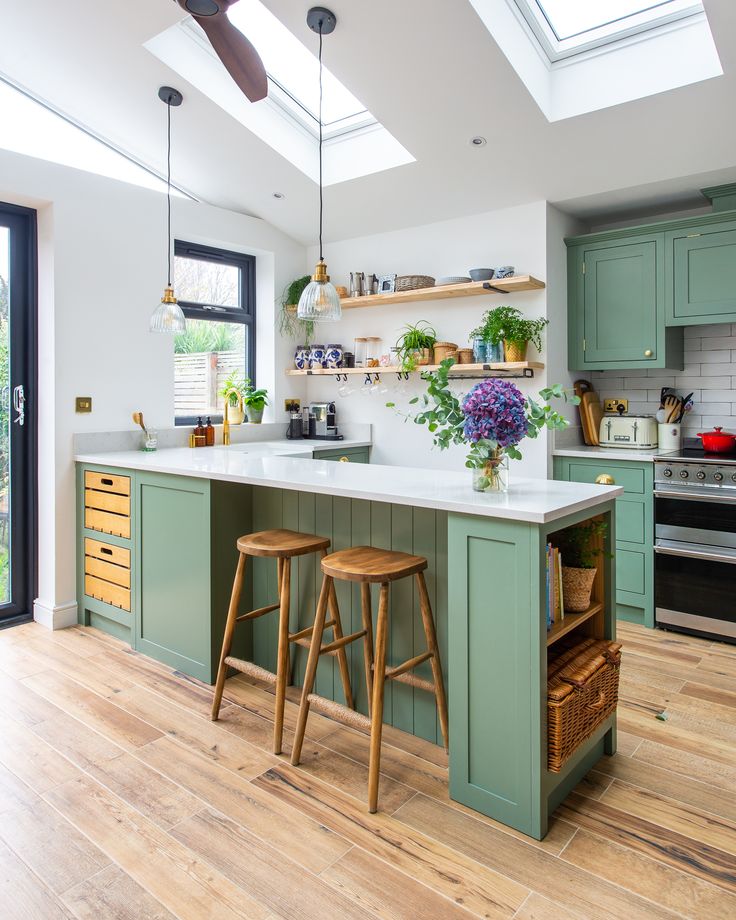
[75,396,92,413]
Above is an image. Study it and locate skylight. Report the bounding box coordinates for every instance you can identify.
[515,0,704,60]
[0,77,186,196]
[227,1,369,131]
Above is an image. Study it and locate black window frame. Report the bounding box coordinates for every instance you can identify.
[173,240,256,426]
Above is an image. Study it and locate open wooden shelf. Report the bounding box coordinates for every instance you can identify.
[546,602,604,647]
[286,275,545,313]
[286,361,544,378]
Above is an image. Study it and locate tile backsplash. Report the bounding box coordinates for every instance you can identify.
[591,323,736,439]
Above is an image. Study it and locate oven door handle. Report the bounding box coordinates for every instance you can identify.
[654,544,736,565]
[654,489,736,504]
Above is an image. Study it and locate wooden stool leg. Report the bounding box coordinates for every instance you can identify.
[360,582,374,716]
[273,556,292,755]
[291,573,331,766]
[278,558,294,687]
[368,582,389,813]
[416,571,449,751]
[322,549,354,710]
[211,552,247,721]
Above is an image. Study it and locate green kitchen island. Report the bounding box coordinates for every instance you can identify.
[76,446,621,839]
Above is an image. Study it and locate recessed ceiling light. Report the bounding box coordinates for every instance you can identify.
[470,136,487,147]
[273,192,285,199]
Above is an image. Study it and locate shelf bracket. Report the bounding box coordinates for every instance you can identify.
[482,281,509,294]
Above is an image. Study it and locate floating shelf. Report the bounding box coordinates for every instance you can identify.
[546,602,604,648]
[286,361,544,379]
[286,275,545,313]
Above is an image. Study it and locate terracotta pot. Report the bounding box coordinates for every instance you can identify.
[561,566,596,612]
[412,348,432,366]
[503,339,528,362]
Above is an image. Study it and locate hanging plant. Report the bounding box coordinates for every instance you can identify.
[277,275,315,345]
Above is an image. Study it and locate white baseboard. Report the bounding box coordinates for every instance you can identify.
[33,599,78,630]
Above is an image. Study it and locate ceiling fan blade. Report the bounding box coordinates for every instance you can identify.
[194,8,268,103]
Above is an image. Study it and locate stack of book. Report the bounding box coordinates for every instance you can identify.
[546,543,565,631]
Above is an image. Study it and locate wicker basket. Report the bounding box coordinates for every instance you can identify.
[547,638,622,772]
[395,275,435,292]
[433,342,458,363]
[561,566,597,612]
[457,348,474,364]
[503,340,528,362]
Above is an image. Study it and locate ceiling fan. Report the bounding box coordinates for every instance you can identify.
[175,0,268,102]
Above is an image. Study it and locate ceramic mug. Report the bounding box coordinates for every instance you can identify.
[494,265,515,279]
[294,345,309,370]
[309,344,326,369]
[325,344,343,368]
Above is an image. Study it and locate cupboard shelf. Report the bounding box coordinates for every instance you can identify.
[546,602,604,647]
[286,361,544,379]
[286,275,545,312]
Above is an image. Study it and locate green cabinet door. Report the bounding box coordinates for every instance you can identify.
[667,221,736,325]
[313,447,370,463]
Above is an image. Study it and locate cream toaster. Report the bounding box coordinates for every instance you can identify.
[599,415,658,449]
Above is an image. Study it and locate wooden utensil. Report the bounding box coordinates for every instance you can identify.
[132,412,147,435]
[663,394,681,423]
[573,380,596,445]
[580,391,604,446]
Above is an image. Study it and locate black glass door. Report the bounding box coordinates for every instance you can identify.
[0,203,37,623]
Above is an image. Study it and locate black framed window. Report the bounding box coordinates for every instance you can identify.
[173,240,256,425]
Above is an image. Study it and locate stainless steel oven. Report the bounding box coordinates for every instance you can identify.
[654,455,736,643]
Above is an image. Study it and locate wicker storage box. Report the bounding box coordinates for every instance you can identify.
[433,342,458,363]
[395,275,435,292]
[547,637,622,772]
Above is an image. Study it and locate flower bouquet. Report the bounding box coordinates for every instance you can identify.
[388,359,578,492]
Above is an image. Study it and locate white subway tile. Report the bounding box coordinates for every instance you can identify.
[691,349,732,363]
[692,323,733,337]
[699,362,736,376]
[616,369,649,378]
[671,376,717,391]
[702,336,736,350]
[701,389,736,402]
[638,376,675,390]
[702,414,736,428]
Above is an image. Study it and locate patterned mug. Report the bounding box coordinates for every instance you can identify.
[309,344,326,369]
[294,345,310,370]
[325,344,343,368]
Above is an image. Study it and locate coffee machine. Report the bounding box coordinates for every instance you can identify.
[302,402,342,440]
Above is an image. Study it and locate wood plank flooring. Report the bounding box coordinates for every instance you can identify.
[0,619,733,919]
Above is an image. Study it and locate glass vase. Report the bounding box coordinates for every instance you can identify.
[471,451,509,493]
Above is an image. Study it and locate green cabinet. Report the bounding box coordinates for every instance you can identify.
[313,446,370,463]
[567,234,683,371]
[666,219,736,326]
[553,456,653,627]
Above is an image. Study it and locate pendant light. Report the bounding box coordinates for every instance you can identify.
[297,7,341,323]
[150,86,187,334]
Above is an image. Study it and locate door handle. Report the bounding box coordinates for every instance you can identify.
[644,349,653,357]
[595,473,615,485]
[12,384,25,427]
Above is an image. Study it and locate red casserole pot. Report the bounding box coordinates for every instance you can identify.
[697,426,736,453]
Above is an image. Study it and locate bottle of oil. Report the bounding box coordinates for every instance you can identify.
[193,416,206,447]
[205,416,215,446]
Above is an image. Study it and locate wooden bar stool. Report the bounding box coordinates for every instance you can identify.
[291,545,449,812]
[211,529,356,755]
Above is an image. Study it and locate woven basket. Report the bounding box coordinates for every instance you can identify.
[547,638,622,772]
[395,275,435,292]
[503,340,528,362]
[433,342,458,363]
[561,566,597,612]
[457,348,474,364]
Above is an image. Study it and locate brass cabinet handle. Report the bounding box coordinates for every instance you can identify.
[644,349,653,357]
[339,456,350,463]
[595,473,615,485]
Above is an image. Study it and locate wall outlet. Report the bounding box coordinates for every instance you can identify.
[285,399,301,412]
[75,396,92,413]
[604,398,628,414]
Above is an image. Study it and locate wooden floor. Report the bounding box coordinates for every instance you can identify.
[0,621,734,920]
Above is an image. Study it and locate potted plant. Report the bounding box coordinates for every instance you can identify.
[388,359,577,492]
[394,321,438,371]
[554,520,608,612]
[470,306,548,363]
[219,371,247,425]
[278,275,315,349]
[243,379,269,424]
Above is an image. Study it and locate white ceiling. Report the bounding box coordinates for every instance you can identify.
[1,0,735,244]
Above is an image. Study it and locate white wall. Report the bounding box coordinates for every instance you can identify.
[300,201,558,476]
[0,149,306,625]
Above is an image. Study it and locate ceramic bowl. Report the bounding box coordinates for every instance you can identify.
[468,268,495,281]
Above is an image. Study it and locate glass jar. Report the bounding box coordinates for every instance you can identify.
[471,450,509,493]
[486,341,505,363]
[366,336,382,367]
[141,429,158,452]
[354,337,368,367]
[472,336,487,363]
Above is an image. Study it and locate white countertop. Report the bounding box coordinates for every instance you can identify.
[554,444,680,462]
[75,446,622,524]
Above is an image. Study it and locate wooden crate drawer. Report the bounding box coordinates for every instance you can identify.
[84,470,130,496]
[84,556,131,589]
[84,488,130,517]
[84,538,130,569]
[84,508,131,539]
[84,574,131,611]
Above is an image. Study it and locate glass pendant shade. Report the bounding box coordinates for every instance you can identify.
[150,286,186,333]
[297,260,342,322]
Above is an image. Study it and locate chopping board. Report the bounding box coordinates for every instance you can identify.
[574,380,603,446]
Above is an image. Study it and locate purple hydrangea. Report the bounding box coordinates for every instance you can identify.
[461,378,528,448]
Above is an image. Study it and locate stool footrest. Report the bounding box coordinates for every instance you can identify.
[224,657,276,684]
[236,602,280,622]
[385,650,433,681]
[289,619,336,643]
[372,661,435,694]
[319,629,367,656]
[307,694,370,730]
